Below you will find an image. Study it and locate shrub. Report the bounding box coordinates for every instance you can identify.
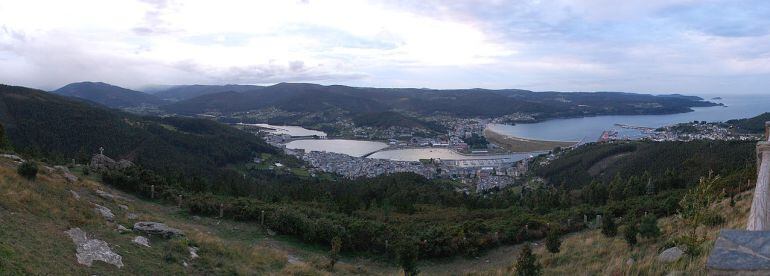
[601,213,617,237]
[639,214,661,239]
[622,224,638,247]
[329,236,341,270]
[545,230,561,254]
[17,161,38,180]
[702,212,725,227]
[395,239,419,276]
[515,244,542,276]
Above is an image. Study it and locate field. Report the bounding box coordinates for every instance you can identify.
[483,128,575,152]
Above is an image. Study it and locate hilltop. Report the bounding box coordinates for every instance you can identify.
[53,82,165,108]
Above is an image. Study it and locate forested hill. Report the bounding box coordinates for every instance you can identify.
[151,84,264,101]
[53,82,165,108]
[162,83,719,119]
[0,84,276,174]
[726,112,770,133]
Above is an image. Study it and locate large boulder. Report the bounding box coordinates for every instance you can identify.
[89,154,133,172]
[658,247,685,263]
[133,222,184,238]
[64,228,123,268]
[92,203,115,221]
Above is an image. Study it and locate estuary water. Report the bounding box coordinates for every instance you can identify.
[486,94,770,142]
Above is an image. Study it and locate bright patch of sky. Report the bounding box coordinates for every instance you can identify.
[0,0,769,94]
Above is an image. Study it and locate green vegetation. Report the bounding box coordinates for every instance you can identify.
[462,133,489,149]
[0,123,11,151]
[352,111,445,134]
[514,244,541,276]
[726,112,770,133]
[16,161,38,180]
[545,230,561,254]
[602,213,618,237]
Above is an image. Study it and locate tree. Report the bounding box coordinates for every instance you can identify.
[679,174,722,239]
[545,229,561,254]
[329,236,342,270]
[622,224,638,247]
[601,213,617,237]
[515,244,542,276]
[395,239,420,276]
[639,214,661,239]
[0,123,11,151]
[17,161,38,180]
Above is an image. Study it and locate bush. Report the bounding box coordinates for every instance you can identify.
[639,214,661,239]
[601,213,617,237]
[515,244,542,276]
[622,224,638,247]
[395,239,419,276]
[17,161,38,180]
[545,230,561,254]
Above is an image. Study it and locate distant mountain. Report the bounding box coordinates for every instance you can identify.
[0,84,276,174]
[162,83,720,120]
[152,84,263,101]
[53,82,164,108]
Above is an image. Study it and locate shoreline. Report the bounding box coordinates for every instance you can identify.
[484,126,576,152]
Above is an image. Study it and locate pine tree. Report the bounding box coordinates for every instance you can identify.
[601,213,617,237]
[515,244,542,276]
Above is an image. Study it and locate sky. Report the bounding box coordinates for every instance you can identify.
[1,0,769,94]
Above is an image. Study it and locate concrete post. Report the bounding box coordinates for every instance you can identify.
[150,185,155,199]
[260,210,265,226]
[219,203,224,218]
[747,122,770,230]
[177,194,182,208]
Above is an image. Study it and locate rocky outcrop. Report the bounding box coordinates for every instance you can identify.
[133,222,184,238]
[89,154,133,172]
[658,247,685,263]
[707,229,770,274]
[64,228,123,268]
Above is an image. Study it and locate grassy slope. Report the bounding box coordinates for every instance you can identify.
[475,189,753,276]
[0,157,378,275]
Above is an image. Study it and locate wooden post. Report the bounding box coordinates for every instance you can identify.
[177,194,182,208]
[260,210,265,226]
[219,203,224,218]
[150,185,155,199]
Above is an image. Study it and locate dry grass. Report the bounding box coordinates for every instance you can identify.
[475,190,753,276]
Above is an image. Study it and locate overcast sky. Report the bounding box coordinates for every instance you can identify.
[1,0,769,94]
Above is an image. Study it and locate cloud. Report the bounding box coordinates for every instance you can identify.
[0,0,769,94]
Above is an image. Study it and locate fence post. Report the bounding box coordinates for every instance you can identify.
[260,210,265,226]
[219,203,224,218]
[150,185,155,199]
[177,194,182,208]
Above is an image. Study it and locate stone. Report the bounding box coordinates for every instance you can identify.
[707,229,770,274]
[117,224,130,233]
[118,204,129,211]
[132,236,151,247]
[93,203,115,221]
[189,247,199,259]
[96,189,131,202]
[54,165,78,183]
[658,247,685,263]
[626,258,635,265]
[69,190,81,200]
[126,213,139,220]
[133,222,184,238]
[89,154,133,172]
[0,154,25,163]
[64,228,123,268]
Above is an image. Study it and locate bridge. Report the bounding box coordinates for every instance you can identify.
[707,121,770,275]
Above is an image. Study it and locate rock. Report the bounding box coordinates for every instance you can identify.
[266,229,276,236]
[707,229,770,273]
[54,165,78,182]
[89,154,133,172]
[69,190,81,200]
[189,247,199,259]
[64,228,123,268]
[132,236,151,247]
[626,258,635,265]
[658,247,685,263]
[93,203,115,221]
[126,213,139,220]
[0,154,25,163]
[118,204,129,211]
[117,224,130,233]
[133,222,184,238]
[96,189,131,202]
